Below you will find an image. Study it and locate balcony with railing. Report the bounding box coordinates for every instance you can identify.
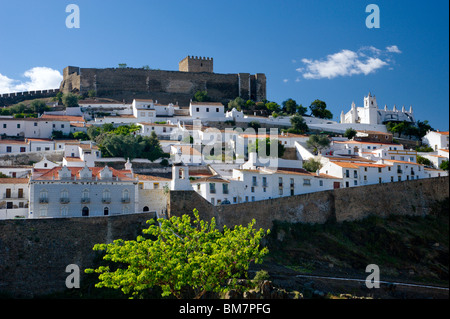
[81,197,90,204]
[39,198,48,204]
[60,198,70,204]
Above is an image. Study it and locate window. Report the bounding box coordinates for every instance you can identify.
[18,188,24,198]
[290,178,295,187]
[400,156,405,161]
[206,108,209,112]
[364,167,368,172]
[2,124,6,128]
[60,189,69,203]
[34,122,38,126]
[196,107,199,112]
[209,183,216,194]
[154,183,159,189]
[245,196,248,202]
[252,176,257,186]
[303,179,311,186]
[319,180,323,186]
[216,108,219,112]
[345,170,350,178]
[82,189,90,203]
[391,176,394,182]
[122,189,130,202]
[364,175,367,181]
[17,124,20,128]
[251,196,255,202]
[354,171,358,178]
[40,206,48,217]
[39,189,48,203]
[104,207,109,216]
[222,183,229,194]
[61,206,68,216]
[211,198,215,205]
[251,186,255,193]
[5,188,11,198]
[278,177,283,186]
[82,207,89,217]
[122,205,129,214]
[262,177,267,187]
[6,146,11,153]
[102,189,111,203]
[354,180,358,186]
[61,124,65,129]
[378,167,382,173]
[379,177,382,184]
[20,147,26,152]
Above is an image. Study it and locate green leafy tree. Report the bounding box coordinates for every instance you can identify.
[227,97,246,111]
[309,99,333,119]
[118,63,127,68]
[62,93,79,107]
[416,155,432,166]
[302,158,323,172]
[30,99,48,114]
[306,134,330,154]
[416,120,433,138]
[290,114,308,134]
[86,209,270,299]
[265,102,281,113]
[193,90,211,102]
[281,98,298,114]
[344,128,357,140]
[440,160,449,171]
[248,138,285,158]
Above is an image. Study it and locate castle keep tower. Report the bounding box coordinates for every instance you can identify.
[179,56,213,73]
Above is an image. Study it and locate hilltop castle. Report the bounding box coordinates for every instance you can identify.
[59,56,266,106]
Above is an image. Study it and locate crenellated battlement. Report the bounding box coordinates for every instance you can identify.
[179,55,213,73]
[0,89,60,107]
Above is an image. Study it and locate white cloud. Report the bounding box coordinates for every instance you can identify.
[297,46,399,80]
[0,67,62,93]
[386,45,402,53]
[283,79,289,83]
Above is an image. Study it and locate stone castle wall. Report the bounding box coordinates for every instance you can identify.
[0,89,60,107]
[168,176,449,230]
[60,66,266,106]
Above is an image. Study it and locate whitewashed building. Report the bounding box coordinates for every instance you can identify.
[340,93,415,125]
[422,130,449,151]
[29,165,138,218]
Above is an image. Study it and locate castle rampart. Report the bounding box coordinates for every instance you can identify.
[60,57,266,105]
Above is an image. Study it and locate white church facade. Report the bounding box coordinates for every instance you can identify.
[340,93,415,125]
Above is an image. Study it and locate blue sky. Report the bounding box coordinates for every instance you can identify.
[0,0,448,130]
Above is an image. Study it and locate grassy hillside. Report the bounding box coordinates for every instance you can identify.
[261,198,449,298]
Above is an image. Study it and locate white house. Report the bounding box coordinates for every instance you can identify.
[138,122,178,139]
[191,166,342,206]
[63,142,101,167]
[0,118,71,139]
[0,139,30,154]
[189,101,225,119]
[422,130,449,151]
[29,164,138,218]
[0,177,29,219]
